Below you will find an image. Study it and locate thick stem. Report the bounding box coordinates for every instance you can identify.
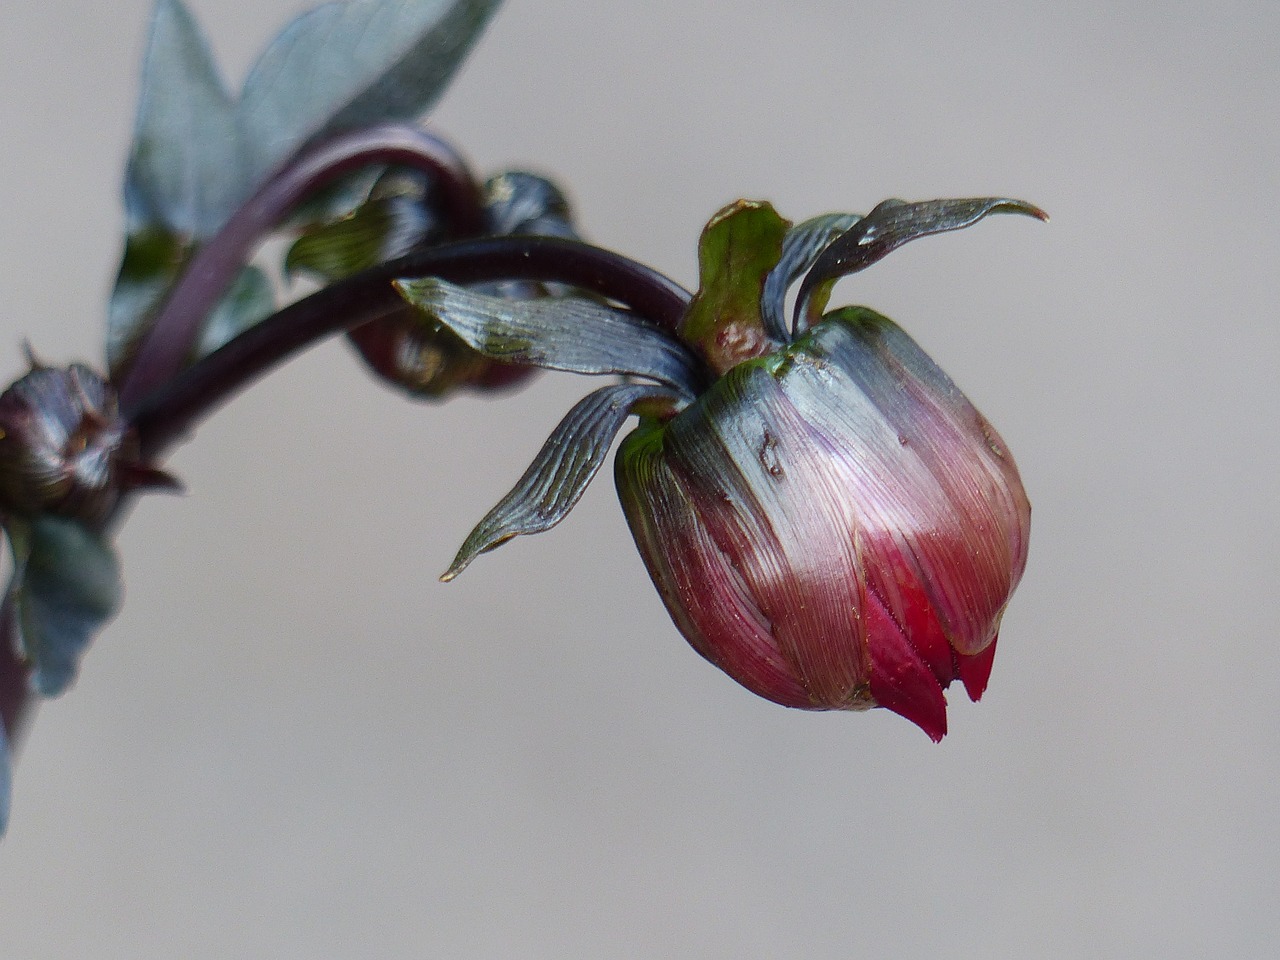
[117,124,486,412]
[2,232,692,791]
[129,236,693,457]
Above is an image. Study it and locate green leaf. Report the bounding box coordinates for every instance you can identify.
[443,382,679,580]
[237,0,503,190]
[761,213,861,341]
[286,194,434,282]
[794,197,1048,331]
[125,0,245,238]
[394,277,700,394]
[194,266,276,358]
[7,517,122,699]
[680,200,789,376]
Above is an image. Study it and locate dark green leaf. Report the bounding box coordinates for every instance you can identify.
[286,195,434,282]
[194,266,276,358]
[795,197,1048,331]
[761,213,860,341]
[8,517,122,699]
[125,0,245,238]
[443,382,679,580]
[394,277,700,394]
[237,0,503,190]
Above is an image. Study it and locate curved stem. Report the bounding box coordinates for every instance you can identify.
[129,236,693,458]
[117,124,486,412]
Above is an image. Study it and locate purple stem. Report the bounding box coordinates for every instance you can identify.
[116,124,486,412]
[0,598,28,747]
[129,235,693,456]
[2,166,692,784]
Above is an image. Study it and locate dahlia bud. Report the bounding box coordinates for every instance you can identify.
[0,360,131,524]
[404,195,1041,739]
[614,308,1029,740]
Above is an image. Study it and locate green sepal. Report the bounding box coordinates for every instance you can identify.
[5,516,122,699]
[394,277,700,395]
[795,197,1048,331]
[680,200,789,376]
[443,382,681,581]
[761,213,861,340]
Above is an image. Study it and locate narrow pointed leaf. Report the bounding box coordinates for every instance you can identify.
[110,0,246,379]
[237,0,502,190]
[9,517,122,699]
[125,0,245,237]
[443,382,679,580]
[760,213,861,340]
[795,197,1048,330]
[394,277,700,394]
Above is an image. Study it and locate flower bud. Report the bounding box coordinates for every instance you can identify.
[0,360,170,524]
[615,309,1030,741]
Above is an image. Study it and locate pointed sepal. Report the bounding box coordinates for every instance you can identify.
[443,383,680,580]
[394,278,700,395]
[795,197,1048,330]
[761,213,861,340]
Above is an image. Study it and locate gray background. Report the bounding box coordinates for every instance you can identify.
[2,1,1278,957]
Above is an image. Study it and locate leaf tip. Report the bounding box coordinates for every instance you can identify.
[991,198,1049,223]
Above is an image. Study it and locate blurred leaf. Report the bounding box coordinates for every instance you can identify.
[443,382,679,580]
[483,171,577,239]
[286,194,434,282]
[394,277,700,394]
[237,0,503,189]
[125,0,245,238]
[111,0,502,381]
[7,517,122,699]
[194,266,276,358]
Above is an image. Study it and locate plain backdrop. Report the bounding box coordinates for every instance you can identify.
[1,1,1278,958]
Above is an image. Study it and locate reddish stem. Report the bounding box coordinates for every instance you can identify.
[130,235,694,456]
[116,124,485,412]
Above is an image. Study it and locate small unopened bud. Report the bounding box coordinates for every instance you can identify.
[0,360,172,524]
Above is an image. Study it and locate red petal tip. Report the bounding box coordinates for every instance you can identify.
[956,635,998,702]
